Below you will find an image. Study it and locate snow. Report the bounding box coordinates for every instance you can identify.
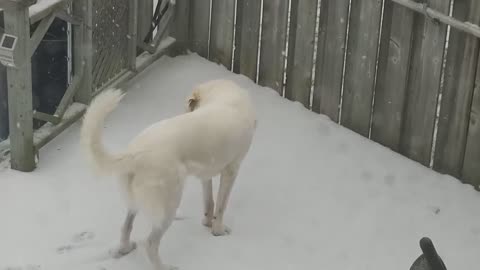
[0,0,65,15]
[1,54,480,270]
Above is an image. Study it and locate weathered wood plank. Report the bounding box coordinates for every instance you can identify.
[0,13,8,140]
[391,0,480,39]
[209,0,235,69]
[400,0,450,166]
[0,62,7,140]
[434,0,480,179]
[4,6,36,171]
[463,48,480,187]
[285,0,317,107]
[73,0,93,104]
[258,0,289,94]
[341,0,383,137]
[128,0,138,71]
[29,12,56,57]
[312,0,349,122]
[137,0,152,54]
[189,0,210,58]
[371,2,415,151]
[171,0,190,54]
[233,0,261,81]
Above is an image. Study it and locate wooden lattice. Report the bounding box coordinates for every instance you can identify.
[92,0,129,89]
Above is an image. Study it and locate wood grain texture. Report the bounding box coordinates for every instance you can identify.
[209,0,235,69]
[434,0,480,179]
[285,0,318,108]
[463,45,480,187]
[233,0,261,80]
[171,0,191,54]
[137,0,152,53]
[258,0,289,94]
[371,3,414,151]
[0,12,8,140]
[4,6,36,171]
[399,0,449,166]
[73,0,93,104]
[189,0,210,58]
[312,0,350,122]
[341,0,383,137]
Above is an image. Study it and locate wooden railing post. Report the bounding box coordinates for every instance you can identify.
[4,5,35,171]
[128,0,138,71]
[136,0,152,55]
[73,0,93,104]
[171,0,190,55]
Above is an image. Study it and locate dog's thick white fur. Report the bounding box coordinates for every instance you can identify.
[80,79,256,270]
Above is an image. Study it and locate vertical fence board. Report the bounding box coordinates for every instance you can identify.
[258,0,289,94]
[435,0,480,179]
[190,0,211,58]
[137,0,152,53]
[285,0,318,107]
[74,0,93,104]
[400,0,449,166]
[341,0,383,137]
[209,0,235,68]
[371,2,414,151]
[312,0,350,122]
[171,0,191,54]
[128,0,138,71]
[463,55,480,187]
[233,0,261,80]
[0,12,8,140]
[4,7,36,171]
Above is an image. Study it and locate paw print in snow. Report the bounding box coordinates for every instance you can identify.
[73,231,95,243]
[4,265,40,270]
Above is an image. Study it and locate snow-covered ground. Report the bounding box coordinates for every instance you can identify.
[1,54,480,270]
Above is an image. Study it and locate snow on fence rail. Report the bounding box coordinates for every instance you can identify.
[175,0,480,188]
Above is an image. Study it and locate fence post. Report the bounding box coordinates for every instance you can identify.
[73,0,93,104]
[171,0,191,55]
[0,12,8,140]
[128,0,138,71]
[4,5,36,171]
[137,0,152,55]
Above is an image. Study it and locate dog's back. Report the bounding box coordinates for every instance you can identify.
[125,79,257,179]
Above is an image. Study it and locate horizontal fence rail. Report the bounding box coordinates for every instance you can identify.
[176,0,480,189]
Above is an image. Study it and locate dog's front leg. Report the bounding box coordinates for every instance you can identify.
[201,178,214,227]
[112,210,137,258]
[212,166,239,236]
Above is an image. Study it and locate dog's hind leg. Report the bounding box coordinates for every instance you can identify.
[112,210,137,258]
[201,178,214,227]
[138,176,183,270]
[211,164,240,236]
[145,220,177,270]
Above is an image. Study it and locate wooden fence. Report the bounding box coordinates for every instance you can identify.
[175,0,480,188]
[0,0,175,172]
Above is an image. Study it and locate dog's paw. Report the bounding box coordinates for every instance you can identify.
[211,223,231,236]
[110,242,137,259]
[202,216,213,228]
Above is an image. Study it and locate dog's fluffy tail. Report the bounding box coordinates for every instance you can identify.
[80,88,131,175]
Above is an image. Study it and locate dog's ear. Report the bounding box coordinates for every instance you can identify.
[186,91,200,112]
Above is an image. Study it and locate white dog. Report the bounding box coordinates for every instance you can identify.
[80,79,257,270]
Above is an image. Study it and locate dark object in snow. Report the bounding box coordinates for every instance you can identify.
[410,237,447,270]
